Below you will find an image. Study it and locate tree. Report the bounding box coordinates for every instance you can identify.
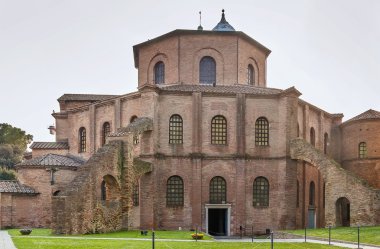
[0,123,33,169]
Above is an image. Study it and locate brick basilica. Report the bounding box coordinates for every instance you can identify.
[0,10,379,235]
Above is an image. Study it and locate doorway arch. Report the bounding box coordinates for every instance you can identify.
[336,197,350,227]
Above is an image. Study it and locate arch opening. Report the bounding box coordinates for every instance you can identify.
[336,197,350,227]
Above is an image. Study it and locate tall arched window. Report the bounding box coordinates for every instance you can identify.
[358,142,367,158]
[210,176,226,204]
[166,176,184,207]
[211,115,227,145]
[255,117,269,146]
[247,64,254,85]
[133,181,139,206]
[324,133,329,154]
[309,181,315,206]
[130,116,139,145]
[169,114,183,144]
[154,61,165,84]
[310,127,316,146]
[79,127,86,153]
[102,122,111,146]
[253,177,269,207]
[199,56,216,84]
[101,180,106,201]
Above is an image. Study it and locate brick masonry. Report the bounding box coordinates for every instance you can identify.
[6,23,379,234]
[290,138,380,226]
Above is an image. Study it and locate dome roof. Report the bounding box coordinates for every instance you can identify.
[212,9,235,32]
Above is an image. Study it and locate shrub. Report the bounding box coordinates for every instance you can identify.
[0,168,16,180]
[19,229,32,235]
[191,233,204,240]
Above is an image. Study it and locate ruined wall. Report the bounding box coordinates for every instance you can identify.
[52,141,127,234]
[51,136,152,234]
[290,138,380,227]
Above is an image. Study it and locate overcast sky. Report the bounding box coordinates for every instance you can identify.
[0,0,379,143]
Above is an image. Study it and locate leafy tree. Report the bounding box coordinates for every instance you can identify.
[0,123,33,169]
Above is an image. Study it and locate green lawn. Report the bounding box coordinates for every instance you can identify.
[284,226,380,245]
[8,229,212,240]
[11,238,347,249]
[9,229,349,249]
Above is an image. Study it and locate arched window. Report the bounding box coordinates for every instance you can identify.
[358,142,367,158]
[101,175,120,202]
[309,181,315,206]
[133,181,139,206]
[53,190,60,196]
[101,180,106,201]
[166,176,184,207]
[247,64,254,85]
[169,114,183,144]
[79,127,86,153]
[310,127,316,146]
[130,116,139,145]
[210,176,226,204]
[102,122,111,146]
[211,115,227,145]
[253,177,269,207]
[199,56,216,84]
[154,61,165,84]
[324,133,329,154]
[255,117,269,146]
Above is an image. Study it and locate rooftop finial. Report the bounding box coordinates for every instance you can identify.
[197,11,203,31]
[212,9,235,31]
[221,9,226,22]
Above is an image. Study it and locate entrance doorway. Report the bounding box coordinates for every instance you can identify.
[308,208,316,228]
[336,197,350,227]
[208,209,227,236]
[205,204,231,236]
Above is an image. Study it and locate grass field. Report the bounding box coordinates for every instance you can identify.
[284,226,380,245]
[8,229,213,240]
[11,238,347,249]
[9,229,350,249]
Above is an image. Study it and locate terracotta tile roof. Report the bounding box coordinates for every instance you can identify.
[17,154,85,167]
[158,84,282,95]
[30,142,69,150]
[0,180,38,194]
[109,117,153,137]
[344,109,380,123]
[58,94,119,102]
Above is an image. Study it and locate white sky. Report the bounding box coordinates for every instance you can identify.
[0,0,379,142]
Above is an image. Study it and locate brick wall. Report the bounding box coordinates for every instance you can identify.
[290,138,380,226]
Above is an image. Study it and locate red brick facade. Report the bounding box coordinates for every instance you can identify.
[3,13,379,233]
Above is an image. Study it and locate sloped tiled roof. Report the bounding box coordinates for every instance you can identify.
[0,180,38,194]
[30,142,69,150]
[158,84,282,95]
[17,154,85,167]
[58,94,119,102]
[344,109,380,124]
